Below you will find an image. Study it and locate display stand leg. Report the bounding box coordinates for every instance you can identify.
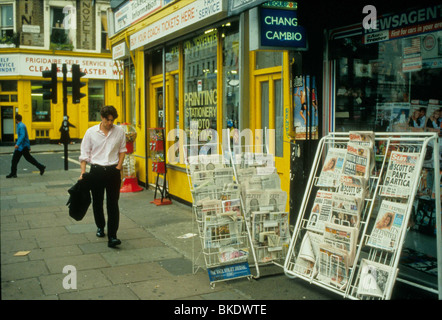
[151,172,172,206]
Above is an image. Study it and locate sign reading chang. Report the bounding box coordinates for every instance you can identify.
[259,6,307,49]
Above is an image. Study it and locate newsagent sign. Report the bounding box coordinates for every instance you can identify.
[363,4,442,44]
[0,54,122,79]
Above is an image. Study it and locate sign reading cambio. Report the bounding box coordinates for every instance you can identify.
[0,54,122,79]
[130,0,224,50]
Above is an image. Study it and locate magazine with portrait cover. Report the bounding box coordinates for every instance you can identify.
[337,174,367,199]
[294,231,323,276]
[343,142,371,180]
[316,147,347,188]
[317,243,349,290]
[380,151,420,199]
[356,259,396,298]
[306,190,333,233]
[330,192,362,228]
[367,199,408,251]
[323,222,358,266]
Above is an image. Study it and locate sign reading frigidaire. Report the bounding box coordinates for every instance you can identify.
[259,3,307,50]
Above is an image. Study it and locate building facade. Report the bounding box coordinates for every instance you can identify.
[108,0,441,295]
[0,0,122,145]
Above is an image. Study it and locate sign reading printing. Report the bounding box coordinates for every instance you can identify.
[208,262,251,282]
[260,7,307,49]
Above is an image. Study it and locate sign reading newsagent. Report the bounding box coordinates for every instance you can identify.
[259,4,307,49]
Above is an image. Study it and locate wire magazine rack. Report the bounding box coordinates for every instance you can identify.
[284,132,441,300]
[184,145,255,287]
[184,135,291,286]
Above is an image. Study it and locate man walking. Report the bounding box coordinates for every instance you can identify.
[6,114,46,178]
[79,106,126,248]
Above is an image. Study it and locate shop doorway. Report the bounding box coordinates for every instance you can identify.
[1,106,14,143]
[254,72,290,197]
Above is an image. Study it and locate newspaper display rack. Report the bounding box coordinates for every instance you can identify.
[284,132,441,300]
[184,147,256,287]
[228,142,291,278]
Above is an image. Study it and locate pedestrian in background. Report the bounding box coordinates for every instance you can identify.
[79,106,126,248]
[6,114,46,178]
[59,115,76,145]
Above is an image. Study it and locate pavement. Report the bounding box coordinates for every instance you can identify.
[0,144,439,307]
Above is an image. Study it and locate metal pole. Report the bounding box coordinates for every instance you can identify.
[62,63,68,171]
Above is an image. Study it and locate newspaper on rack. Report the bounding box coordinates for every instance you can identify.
[222,198,241,217]
[317,243,349,290]
[380,151,420,199]
[323,222,358,266]
[349,131,375,172]
[204,215,242,249]
[343,142,372,180]
[306,190,333,233]
[268,189,287,212]
[356,259,396,298]
[316,147,347,188]
[367,199,408,251]
[337,174,367,199]
[252,211,290,252]
[244,190,266,214]
[330,192,362,228]
[294,231,323,276]
[218,247,249,263]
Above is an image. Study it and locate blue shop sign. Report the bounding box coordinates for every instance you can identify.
[260,7,307,49]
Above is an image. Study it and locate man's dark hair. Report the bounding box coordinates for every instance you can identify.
[16,114,22,122]
[100,106,118,119]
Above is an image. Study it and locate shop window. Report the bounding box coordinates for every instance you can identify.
[0,3,13,39]
[221,21,240,136]
[255,51,283,70]
[166,45,180,161]
[50,6,74,50]
[130,67,136,124]
[0,80,17,92]
[101,11,109,51]
[331,31,442,133]
[31,81,51,122]
[184,28,218,152]
[88,80,105,122]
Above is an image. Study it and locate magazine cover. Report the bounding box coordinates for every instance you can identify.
[343,142,371,180]
[367,200,408,251]
[316,147,347,188]
[306,190,333,233]
[356,259,396,298]
[380,151,420,198]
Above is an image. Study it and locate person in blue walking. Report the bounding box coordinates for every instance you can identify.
[6,114,46,178]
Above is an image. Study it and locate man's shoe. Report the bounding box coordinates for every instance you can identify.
[40,166,46,176]
[6,174,17,178]
[96,228,105,237]
[108,237,121,248]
